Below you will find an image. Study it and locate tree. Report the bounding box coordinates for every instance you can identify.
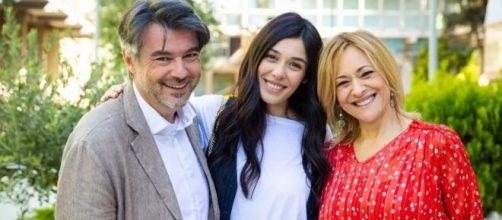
[407,54,502,214]
[1,1,220,217]
[412,38,473,85]
[0,7,118,218]
[442,0,488,74]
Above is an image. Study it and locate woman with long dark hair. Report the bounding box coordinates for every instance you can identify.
[200,12,329,220]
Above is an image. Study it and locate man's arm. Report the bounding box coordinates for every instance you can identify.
[56,139,117,220]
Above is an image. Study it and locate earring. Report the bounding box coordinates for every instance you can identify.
[333,107,346,140]
[390,92,396,108]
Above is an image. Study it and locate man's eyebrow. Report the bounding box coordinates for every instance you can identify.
[150,47,200,57]
[150,50,171,57]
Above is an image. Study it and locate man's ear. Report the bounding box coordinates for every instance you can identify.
[122,50,136,76]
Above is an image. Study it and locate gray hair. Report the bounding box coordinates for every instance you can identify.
[118,0,210,58]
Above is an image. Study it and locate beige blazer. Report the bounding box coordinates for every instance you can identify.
[56,84,219,220]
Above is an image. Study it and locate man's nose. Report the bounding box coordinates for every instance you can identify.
[171,57,188,78]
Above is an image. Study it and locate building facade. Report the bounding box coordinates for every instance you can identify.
[205,0,438,94]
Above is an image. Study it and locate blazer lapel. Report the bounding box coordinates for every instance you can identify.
[185,115,220,220]
[123,83,182,219]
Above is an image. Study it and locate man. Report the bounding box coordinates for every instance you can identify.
[55,0,219,219]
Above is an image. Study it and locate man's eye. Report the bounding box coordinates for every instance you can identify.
[184,52,200,59]
[156,57,171,62]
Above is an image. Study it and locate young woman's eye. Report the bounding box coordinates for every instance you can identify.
[265,54,277,61]
[289,62,303,70]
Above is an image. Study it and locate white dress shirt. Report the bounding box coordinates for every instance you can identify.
[133,84,209,220]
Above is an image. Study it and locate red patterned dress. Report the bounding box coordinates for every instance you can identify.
[319,120,483,220]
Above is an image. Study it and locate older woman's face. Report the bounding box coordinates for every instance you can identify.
[334,46,393,127]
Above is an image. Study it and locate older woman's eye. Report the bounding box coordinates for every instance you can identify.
[362,70,374,77]
[336,81,349,88]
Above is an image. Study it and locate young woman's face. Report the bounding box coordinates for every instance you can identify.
[257,38,307,117]
[334,46,393,126]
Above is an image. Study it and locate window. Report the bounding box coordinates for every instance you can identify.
[383,15,399,28]
[383,0,400,10]
[226,14,241,26]
[382,38,404,55]
[304,15,318,26]
[365,0,379,10]
[405,0,421,10]
[322,15,337,27]
[343,0,358,9]
[343,15,358,27]
[249,15,268,27]
[301,0,317,9]
[323,0,337,8]
[249,0,275,8]
[364,15,379,28]
[404,15,428,30]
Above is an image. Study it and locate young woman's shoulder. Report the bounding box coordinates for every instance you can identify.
[190,94,225,112]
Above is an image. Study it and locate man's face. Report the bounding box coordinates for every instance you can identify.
[124,23,201,121]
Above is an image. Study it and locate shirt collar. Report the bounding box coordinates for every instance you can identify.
[132,83,196,135]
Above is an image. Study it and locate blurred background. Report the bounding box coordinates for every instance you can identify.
[0,0,501,219]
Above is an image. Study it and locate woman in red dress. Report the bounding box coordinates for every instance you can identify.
[316,30,483,219]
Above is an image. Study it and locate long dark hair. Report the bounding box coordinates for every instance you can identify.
[208,12,329,205]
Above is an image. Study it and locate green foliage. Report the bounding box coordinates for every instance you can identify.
[22,206,54,220]
[1,0,220,217]
[406,55,502,214]
[442,0,488,73]
[443,0,488,43]
[0,7,121,218]
[412,38,473,84]
[0,0,20,5]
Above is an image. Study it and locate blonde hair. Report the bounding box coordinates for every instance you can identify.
[317,30,417,143]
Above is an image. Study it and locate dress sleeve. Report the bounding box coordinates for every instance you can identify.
[434,127,483,219]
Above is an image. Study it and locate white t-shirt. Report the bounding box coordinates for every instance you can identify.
[190,95,310,220]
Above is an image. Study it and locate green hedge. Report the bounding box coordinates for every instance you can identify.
[406,64,502,214]
[1,7,122,218]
